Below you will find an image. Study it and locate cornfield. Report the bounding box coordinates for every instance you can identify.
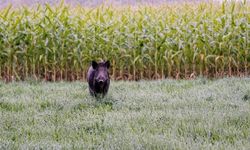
[0,1,249,81]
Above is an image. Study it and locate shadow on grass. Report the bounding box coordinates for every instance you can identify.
[73,95,117,112]
[242,91,250,102]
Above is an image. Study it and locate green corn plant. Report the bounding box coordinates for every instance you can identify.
[0,1,249,81]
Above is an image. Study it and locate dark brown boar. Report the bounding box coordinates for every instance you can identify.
[87,60,110,97]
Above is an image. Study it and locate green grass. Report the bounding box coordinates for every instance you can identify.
[0,78,250,149]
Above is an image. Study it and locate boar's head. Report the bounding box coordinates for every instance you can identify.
[92,60,110,87]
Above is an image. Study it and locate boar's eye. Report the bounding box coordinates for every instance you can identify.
[92,61,98,69]
[105,60,110,69]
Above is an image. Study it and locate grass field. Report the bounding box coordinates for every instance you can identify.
[0,78,250,149]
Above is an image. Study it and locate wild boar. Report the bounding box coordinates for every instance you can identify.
[87,60,110,97]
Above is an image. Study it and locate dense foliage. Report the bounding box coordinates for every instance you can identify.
[0,2,249,81]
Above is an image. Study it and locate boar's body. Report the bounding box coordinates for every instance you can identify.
[87,61,110,97]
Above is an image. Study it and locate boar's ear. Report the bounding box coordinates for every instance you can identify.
[105,60,110,69]
[92,61,98,69]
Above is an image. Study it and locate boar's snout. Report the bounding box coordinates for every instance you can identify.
[96,78,104,84]
[95,74,108,88]
[97,79,104,84]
